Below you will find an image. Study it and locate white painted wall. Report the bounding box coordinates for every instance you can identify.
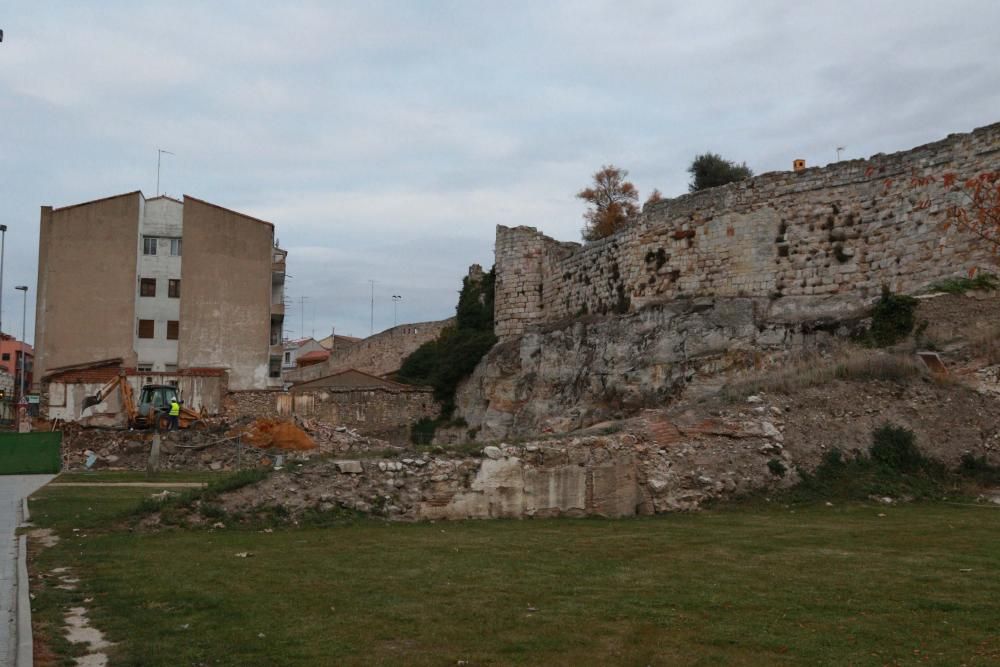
[134,198,183,371]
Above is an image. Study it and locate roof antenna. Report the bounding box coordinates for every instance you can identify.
[156,148,175,196]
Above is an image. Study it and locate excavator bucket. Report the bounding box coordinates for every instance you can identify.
[81,394,102,410]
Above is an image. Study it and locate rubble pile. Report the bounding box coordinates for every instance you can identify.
[153,372,1000,524]
[239,418,316,451]
[54,415,391,472]
[180,414,797,523]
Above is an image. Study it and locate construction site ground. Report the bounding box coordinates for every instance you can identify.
[53,415,399,473]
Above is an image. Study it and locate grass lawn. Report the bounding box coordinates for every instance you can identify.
[26,481,1000,666]
[52,470,222,484]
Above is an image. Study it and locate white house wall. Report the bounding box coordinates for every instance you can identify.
[134,198,183,371]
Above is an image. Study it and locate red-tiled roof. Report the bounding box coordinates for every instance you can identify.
[296,350,330,363]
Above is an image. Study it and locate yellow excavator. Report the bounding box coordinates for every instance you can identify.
[81,371,202,430]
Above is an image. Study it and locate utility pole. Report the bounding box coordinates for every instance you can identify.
[156,148,174,196]
[836,146,845,162]
[368,280,375,336]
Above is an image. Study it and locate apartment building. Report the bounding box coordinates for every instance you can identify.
[0,334,34,400]
[35,191,286,391]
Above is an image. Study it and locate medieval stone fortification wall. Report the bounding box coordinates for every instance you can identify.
[285,318,455,384]
[495,123,1000,340]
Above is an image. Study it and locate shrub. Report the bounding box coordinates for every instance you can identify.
[688,153,753,192]
[867,287,918,347]
[410,417,437,445]
[958,453,1000,485]
[767,458,787,477]
[929,272,998,294]
[869,424,924,473]
[820,448,846,469]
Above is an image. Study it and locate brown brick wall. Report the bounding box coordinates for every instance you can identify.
[35,192,142,384]
[177,197,274,389]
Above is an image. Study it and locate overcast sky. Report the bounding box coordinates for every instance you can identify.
[2,1,999,343]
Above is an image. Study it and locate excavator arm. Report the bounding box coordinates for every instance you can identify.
[81,374,124,411]
[81,372,139,426]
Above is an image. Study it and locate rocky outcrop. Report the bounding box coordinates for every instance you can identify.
[455,295,867,441]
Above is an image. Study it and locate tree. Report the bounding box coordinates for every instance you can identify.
[645,188,664,206]
[909,171,1000,252]
[396,268,497,415]
[687,153,753,192]
[577,165,640,241]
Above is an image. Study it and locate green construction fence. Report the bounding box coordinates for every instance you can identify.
[0,431,62,474]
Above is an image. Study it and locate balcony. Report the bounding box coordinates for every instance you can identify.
[271,302,285,317]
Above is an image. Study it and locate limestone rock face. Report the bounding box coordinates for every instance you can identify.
[455,297,864,441]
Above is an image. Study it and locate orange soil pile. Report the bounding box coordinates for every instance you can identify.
[242,418,316,451]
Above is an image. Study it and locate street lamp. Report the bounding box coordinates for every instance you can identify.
[15,285,26,400]
[392,295,402,327]
[0,224,7,341]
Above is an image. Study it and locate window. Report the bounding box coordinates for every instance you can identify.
[143,236,158,255]
[164,364,178,373]
[1,353,8,361]
[168,279,181,298]
[170,238,182,256]
[284,352,291,363]
[137,319,154,339]
[140,278,156,297]
[137,364,153,372]
[167,320,179,340]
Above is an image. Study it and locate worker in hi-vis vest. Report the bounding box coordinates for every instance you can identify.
[168,398,181,431]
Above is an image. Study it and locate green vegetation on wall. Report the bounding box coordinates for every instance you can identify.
[865,287,919,347]
[775,423,1000,504]
[397,267,497,421]
[929,272,998,294]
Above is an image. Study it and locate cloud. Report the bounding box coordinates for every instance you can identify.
[2,0,999,343]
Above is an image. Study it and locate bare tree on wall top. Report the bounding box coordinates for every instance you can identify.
[577,165,640,241]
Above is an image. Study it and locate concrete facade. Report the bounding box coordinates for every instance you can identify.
[35,192,286,395]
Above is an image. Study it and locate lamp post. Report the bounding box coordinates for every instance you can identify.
[15,285,27,401]
[392,295,402,327]
[0,224,7,340]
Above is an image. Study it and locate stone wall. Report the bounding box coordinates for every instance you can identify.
[284,318,454,384]
[495,122,1000,339]
[223,390,283,420]
[289,387,438,441]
